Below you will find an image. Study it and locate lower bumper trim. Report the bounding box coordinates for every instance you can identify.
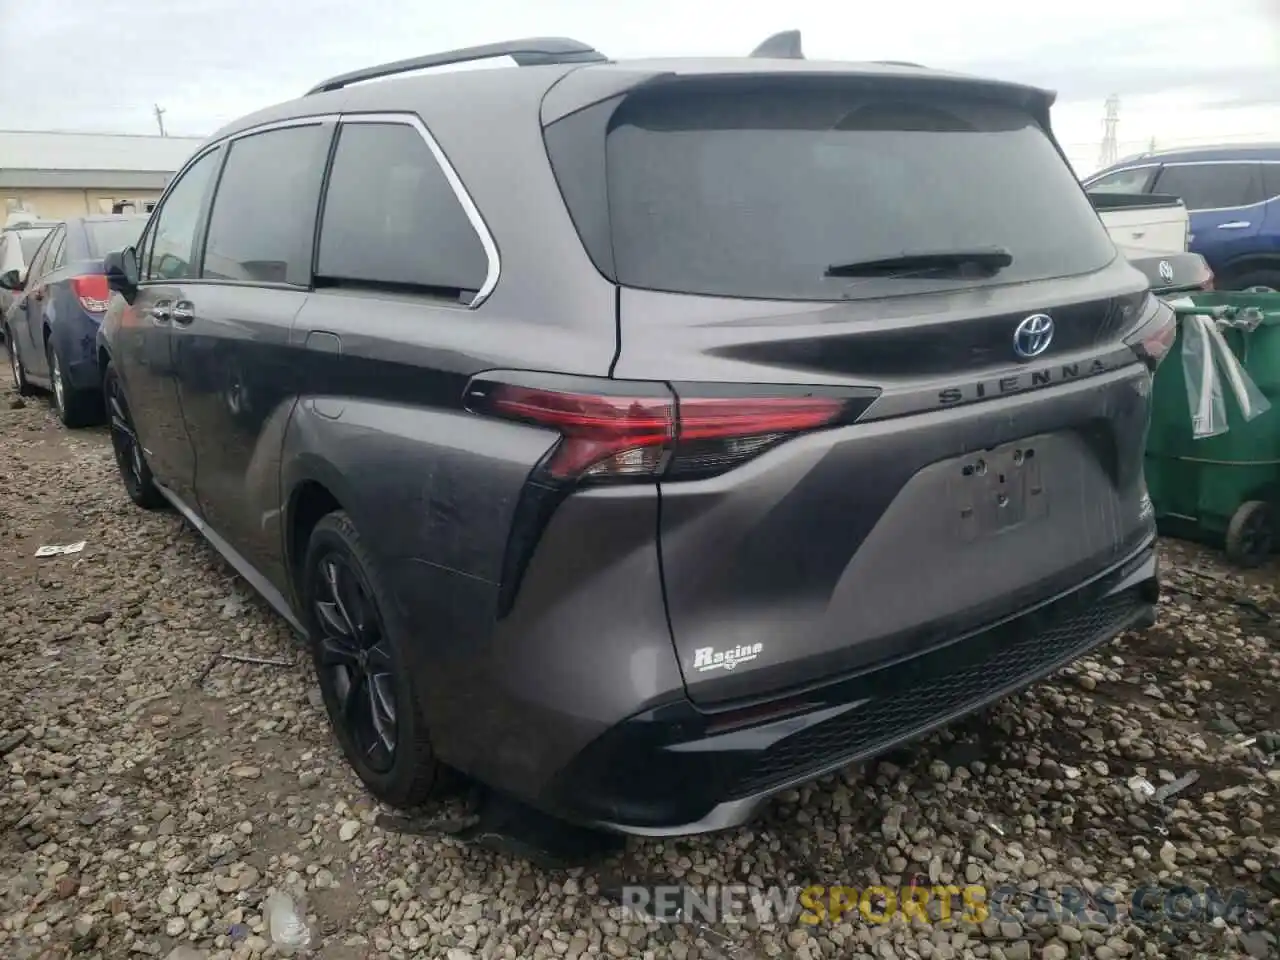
[551,540,1158,836]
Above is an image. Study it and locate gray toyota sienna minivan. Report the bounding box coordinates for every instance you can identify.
[98,36,1170,835]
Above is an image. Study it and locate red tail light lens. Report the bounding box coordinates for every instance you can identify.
[1125,299,1178,371]
[466,376,875,483]
[485,385,675,480]
[71,274,111,313]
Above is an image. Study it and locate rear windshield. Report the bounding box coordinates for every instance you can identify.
[17,228,50,262]
[601,84,1117,301]
[86,218,147,259]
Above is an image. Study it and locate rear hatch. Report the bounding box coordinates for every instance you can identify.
[543,71,1162,705]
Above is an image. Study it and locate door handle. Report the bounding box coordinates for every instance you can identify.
[1218,221,1251,230]
[171,301,195,325]
[149,300,173,323]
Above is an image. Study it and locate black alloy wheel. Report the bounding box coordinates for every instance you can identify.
[104,363,164,508]
[303,511,441,806]
[312,550,399,772]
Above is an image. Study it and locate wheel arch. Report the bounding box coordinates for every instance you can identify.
[286,475,345,591]
[1218,253,1280,285]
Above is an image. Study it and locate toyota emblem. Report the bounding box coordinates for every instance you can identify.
[1013,314,1054,360]
[1158,260,1174,285]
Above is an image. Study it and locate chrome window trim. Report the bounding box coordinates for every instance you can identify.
[149,112,501,305]
[335,112,500,308]
[155,115,340,211]
[1083,163,1158,187]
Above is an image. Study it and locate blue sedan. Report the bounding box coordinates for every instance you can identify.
[1,215,147,426]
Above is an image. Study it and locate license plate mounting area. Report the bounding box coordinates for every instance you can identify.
[955,442,1047,541]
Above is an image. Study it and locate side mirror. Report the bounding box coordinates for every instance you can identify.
[0,268,22,292]
[104,246,139,301]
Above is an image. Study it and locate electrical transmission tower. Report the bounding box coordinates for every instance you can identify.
[1098,95,1120,169]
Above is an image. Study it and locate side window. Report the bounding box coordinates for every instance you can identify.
[1087,167,1155,194]
[143,149,221,282]
[49,228,67,271]
[202,125,326,285]
[24,231,54,283]
[316,121,490,298]
[1152,163,1264,211]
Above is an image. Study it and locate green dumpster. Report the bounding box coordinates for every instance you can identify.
[1145,291,1280,566]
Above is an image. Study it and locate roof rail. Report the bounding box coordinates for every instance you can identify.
[874,60,928,68]
[305,37,608,96]
[750,30,804,59]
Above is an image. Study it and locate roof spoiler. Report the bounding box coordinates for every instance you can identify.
[750,30,804,59]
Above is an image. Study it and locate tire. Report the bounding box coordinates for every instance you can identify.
[1223,269,1280,294]
[6,328,35,396]
[103,362,165,509]
[1224,500,1275,568]
[303,510,442,807]
[46,338,100,428]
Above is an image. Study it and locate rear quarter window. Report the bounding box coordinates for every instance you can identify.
[562,82,1117,301]
[316,121,490,299]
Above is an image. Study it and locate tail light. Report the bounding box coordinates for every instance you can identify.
[1200,270,1215,291]
[1124,298,1177,371]
[465,374,877,484]
[71,275,111,313]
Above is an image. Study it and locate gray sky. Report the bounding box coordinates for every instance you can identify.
[2,0,1277,173]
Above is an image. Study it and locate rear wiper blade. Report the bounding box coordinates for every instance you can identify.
[824,247,1013,278]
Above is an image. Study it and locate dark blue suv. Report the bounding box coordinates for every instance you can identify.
[1086,145,1280,291]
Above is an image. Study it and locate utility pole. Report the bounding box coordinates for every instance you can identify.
[1098,94,1119,170]
[153,104,168,137]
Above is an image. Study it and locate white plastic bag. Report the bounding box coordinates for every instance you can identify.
[264,888,313,955]
[1182,314,1228,438]
[1204,319,1270,424]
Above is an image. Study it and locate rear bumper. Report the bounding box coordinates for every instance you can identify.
[541,535,1157,835]
[53,311,104,392]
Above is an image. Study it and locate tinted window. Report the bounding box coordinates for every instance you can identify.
[17,227,50,262]
[145,149,220,281]
[202,125,325,284]
[316,122,489,296]
[1152,162,1264,211]
[24,231,55,282]
[1087,167,1155,194]
[86,218,147,258]
[598,85,1116,300]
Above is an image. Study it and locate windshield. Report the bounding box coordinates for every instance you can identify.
[17,228,51,263]
[86,218,148,259]
[602,84,1117,300]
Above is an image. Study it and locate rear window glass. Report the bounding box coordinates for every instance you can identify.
[86,218,147,258]
[602,84,1117,300]
[18,228,50,262]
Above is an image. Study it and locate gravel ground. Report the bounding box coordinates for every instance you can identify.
[1,380,1278,960]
